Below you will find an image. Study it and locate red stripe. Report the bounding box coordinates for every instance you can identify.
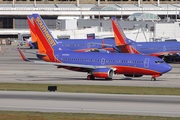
[105,65,161,75]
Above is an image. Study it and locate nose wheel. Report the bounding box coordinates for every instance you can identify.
[151,77,156,81]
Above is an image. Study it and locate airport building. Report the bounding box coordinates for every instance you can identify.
[0,0,180,43]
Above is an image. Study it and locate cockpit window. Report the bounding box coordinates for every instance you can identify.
[155,61,165,64]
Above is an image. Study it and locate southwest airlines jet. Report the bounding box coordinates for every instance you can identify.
[18,14,172,81]
[111,17,180,62]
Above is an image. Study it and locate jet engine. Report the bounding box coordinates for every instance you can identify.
[92,68,115,79]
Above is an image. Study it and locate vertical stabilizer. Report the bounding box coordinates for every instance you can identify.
[33,14,58,52]
[32,14,60,62]
[111,17,134,53]
[27,16,37,43]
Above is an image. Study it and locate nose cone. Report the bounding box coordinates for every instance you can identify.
[162,63,172,73]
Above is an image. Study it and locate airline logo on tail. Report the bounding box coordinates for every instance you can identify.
[111,17,142,54]
[111,17,141,54]
[111,17,127,46]
[35,17,56,47]
[113,19,127,42]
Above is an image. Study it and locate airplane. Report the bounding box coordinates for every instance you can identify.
[111,17,180,62]
[17,13,172,81]
[24,38,38,49]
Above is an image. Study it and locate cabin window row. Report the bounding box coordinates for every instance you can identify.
[61,58,143,64]
[117,60,143,64]
[61,44,100,47]
[155,61,165,64]
[138,47,180,50]
[61,58,114,62]
[138,47,173,50]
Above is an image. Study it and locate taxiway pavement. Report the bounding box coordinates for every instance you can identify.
[0,91,180,117]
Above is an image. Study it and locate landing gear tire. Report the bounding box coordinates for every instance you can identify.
[105,78,112,80]
[151,77,156,81]
[87,75,95,80]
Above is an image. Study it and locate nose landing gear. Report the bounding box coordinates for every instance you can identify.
[151,74,161,81]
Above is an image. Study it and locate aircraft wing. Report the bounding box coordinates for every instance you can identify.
[34,61,95,69]
[23,50,47,56]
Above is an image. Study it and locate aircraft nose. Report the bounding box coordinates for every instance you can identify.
[162,63,172,73]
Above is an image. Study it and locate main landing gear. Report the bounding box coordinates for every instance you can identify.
[87,75,95,80]
[151,77,156,81]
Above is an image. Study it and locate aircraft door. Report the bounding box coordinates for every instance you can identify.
[55,54,59,63]
[101,58,105,65]
[163,46,166,51]
[144,58,150,68]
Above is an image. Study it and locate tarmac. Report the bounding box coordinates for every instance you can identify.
[1,45,180,117]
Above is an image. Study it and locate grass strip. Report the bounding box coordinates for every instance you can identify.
[0,83,180,95]
[0,111,179,120]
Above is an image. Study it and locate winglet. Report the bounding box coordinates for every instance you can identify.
[24,38,30,47]
[17,48,29,61]
[102,39,106,48]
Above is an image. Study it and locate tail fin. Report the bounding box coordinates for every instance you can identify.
[32,14,60,62]
[32,14,59,52]
[111,17,134,53]
[27,15,37,43]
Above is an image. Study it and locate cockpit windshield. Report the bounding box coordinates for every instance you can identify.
[155,61,165,64]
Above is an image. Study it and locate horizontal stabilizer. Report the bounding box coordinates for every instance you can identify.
[22,50,47,56]
[17,48,29,61]
[34,61,95,69]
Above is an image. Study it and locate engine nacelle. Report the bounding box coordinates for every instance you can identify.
[92,68,114,78]
[124,74,143,77]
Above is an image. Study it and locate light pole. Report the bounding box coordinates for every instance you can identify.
[121,0,123,20]
[167,0,168,22]
[176,0,177,21]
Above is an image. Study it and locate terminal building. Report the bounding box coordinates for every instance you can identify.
[0,0,180,42]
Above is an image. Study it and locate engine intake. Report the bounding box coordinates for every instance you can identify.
[92,68,114,79]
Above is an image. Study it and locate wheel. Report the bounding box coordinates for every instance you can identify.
[87,75,95,80]
[105,78,112,80]
[151,77,156,81]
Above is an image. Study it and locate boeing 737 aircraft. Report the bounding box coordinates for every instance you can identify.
[18,14,172,81]
[111,17,180,62]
